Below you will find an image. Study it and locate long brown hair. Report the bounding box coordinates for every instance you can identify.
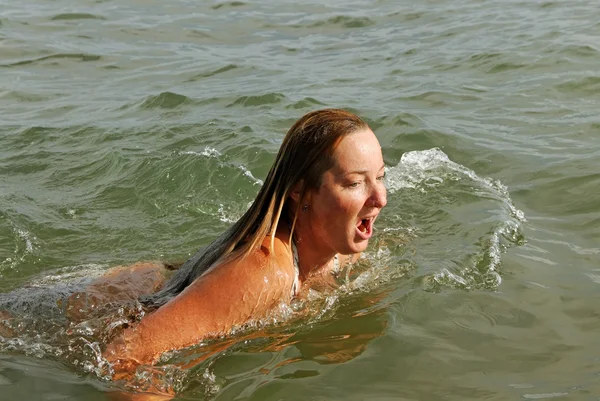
[141,109,369,308]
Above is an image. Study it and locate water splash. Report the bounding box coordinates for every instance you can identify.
[180,147,221,158]
[217,203,241,223]
[385,147,526,291]
[0,148,526,396]
[178,147,263,185]
[0,221,38,273]
[237,164,264,186]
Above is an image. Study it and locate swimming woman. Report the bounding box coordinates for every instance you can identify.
[102,108,388,377]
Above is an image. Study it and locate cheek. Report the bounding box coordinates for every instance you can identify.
[314,190,362,225]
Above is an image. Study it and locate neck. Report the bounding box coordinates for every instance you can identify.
[290,222,337,281]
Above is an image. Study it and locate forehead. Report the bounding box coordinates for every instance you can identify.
[330,129,383,172]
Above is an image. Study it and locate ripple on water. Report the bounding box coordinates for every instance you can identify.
[278,15,376,30]
[1,54,102,68]
[228,93,286,107]
[554,76,600,97]
[285,97,326,110]
[386,11,425,21]
[211,1,247,10]
[187,64,239,81]
[557,44,600,58]
[139,92,192,110]
[445,52,526,74]
[404,90,481,106]
[50,13,106,21]
[310,16,375,29]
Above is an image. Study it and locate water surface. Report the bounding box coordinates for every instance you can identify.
[1,0,600,399]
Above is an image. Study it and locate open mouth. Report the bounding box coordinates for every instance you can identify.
[356,217,374,238]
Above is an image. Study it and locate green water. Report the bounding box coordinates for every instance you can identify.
[1,0,600,399]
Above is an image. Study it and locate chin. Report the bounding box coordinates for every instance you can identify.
[345,240,370,254]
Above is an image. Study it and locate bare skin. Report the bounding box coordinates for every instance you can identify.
[290,129,386,277]
[104,228,298,375]
[65,262,169,322]
[0,310,15,338]
[103,128,387,388]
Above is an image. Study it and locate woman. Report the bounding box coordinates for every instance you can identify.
[103,108,388,376]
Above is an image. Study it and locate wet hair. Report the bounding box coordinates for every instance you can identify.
[141,109,369,309]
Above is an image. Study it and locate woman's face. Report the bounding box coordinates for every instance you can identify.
[305,128,387,256]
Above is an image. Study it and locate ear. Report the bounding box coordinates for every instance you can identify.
[289,179,304,203]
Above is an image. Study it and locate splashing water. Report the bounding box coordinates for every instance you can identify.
[0,221,38,274]
[384,147,526,291]
[0,148,525,396]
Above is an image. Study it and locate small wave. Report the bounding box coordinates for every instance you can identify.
[228,93,285,107]
[140,92,192,110]
[0,90,49,102]
[188,64,239,81]
[387,11,424,21]
[558,44,600,58]
[386,148,526,291]
[188,29,216,40]
[370,112,422,131]
[387,148,526,222]
[309,16,375,29]
[177,147,262,186]
[50,13,106,21]
[1,54,102,68]
[286,97,326,110]
[457,52,526,74]
[405,91,481,106]
[211,1,247,10]
[554,76,600,97]
[487,62,527,74]
[179,147,221,158]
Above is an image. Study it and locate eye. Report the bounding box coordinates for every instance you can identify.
[376,174,386,181]
[348,182,360,188]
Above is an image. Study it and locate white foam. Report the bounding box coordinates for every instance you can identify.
[15,229,34,253]
[180,147,221,158]
[217,204,239,223]
[180,147,263,186]
[238,164,264,186]
[1,224,38,272]
[26,263,108,287]
[387,148,526,222]
[386,148,525,290]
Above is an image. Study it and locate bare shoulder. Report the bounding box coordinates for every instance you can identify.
[106,238,298,369]
[202,233,295,297]
[165,233,297,324]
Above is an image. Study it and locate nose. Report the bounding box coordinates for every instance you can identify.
[367,183,387,209]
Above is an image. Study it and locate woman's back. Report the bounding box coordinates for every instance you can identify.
[105,225,298,374]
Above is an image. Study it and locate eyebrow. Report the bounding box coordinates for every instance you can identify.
[337,164,386,176]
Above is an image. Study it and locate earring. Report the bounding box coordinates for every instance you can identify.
[302,204,309,212]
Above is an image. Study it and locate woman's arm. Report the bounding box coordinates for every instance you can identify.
[104,241,295,374]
